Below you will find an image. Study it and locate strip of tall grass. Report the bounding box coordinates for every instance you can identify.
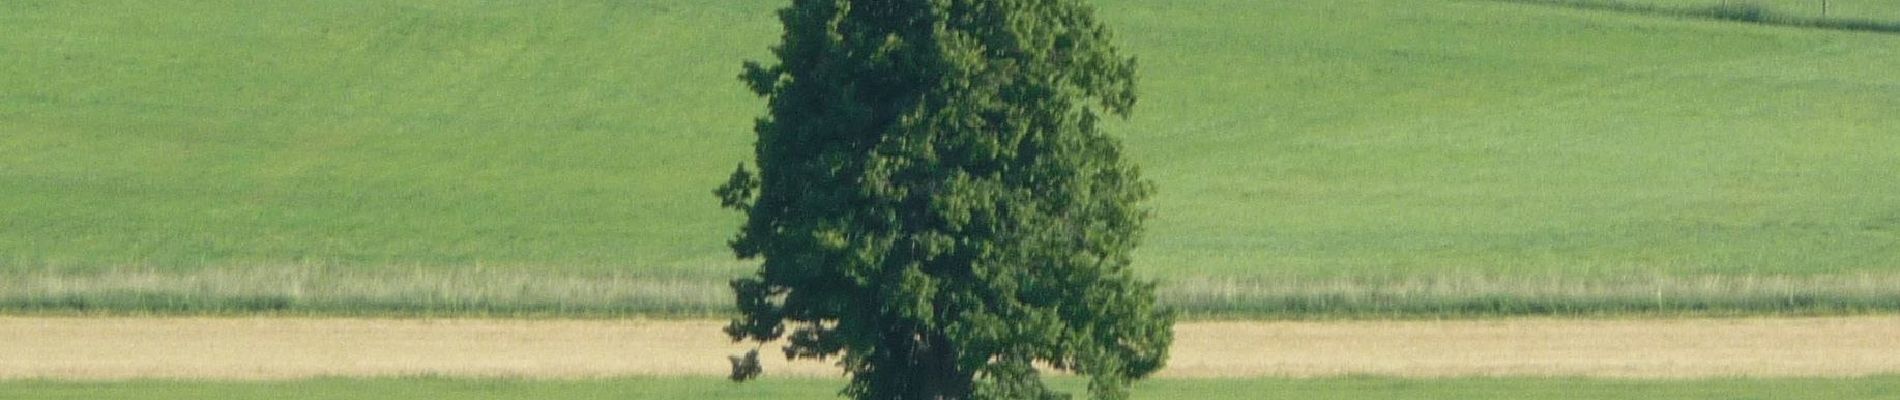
[0,266,732,318]
[1161,273,1900,319]
[3,267,1897,318]
[1493,0,1900,33]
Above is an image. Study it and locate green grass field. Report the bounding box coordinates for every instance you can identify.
[5,377,1899,400]
[3,0,1897,316]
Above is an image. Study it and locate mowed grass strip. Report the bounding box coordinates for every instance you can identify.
[4,377,1900,400]
[5,317,1895,380]
[4,0,1899,316]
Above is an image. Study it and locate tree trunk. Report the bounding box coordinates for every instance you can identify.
[922,332,974,400]
[873,325,975,400]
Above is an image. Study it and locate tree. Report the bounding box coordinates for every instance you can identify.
[715,0,1171,399]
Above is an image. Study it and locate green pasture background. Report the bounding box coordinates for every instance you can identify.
[2,0,1897,316]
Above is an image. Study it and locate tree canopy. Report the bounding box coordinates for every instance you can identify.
[716,0,1171,398]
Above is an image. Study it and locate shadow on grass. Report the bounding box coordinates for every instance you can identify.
[1491,0,1900,34]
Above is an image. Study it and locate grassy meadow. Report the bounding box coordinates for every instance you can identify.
[2,0,1898,316]
[5,377,1900,400]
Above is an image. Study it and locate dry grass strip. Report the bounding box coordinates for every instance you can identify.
[1168,317,1900,378]
[1,317,1895,380]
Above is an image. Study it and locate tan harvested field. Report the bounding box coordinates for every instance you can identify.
[1,317,1896,380]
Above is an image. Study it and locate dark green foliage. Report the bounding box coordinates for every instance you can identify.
[716,0,1172,399]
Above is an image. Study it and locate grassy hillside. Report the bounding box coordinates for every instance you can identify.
[1112,0,1900,281]
[0,1,774,275]
[2,0,1897,316]
[5,377,1900,400]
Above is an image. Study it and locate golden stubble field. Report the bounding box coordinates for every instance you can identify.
[2,317,1896,380]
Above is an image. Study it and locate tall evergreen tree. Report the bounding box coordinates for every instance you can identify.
[716,1,1171,398]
